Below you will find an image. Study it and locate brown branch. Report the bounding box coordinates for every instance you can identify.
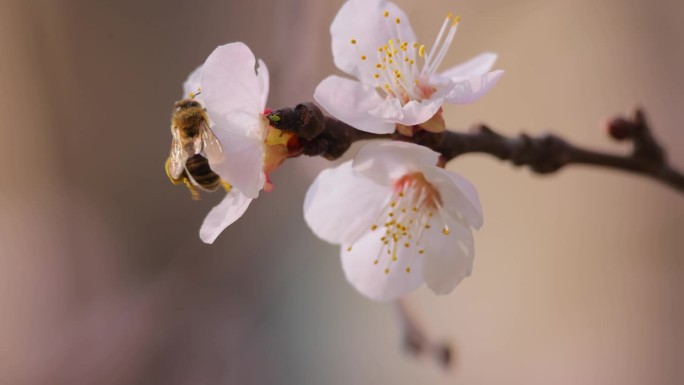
[269,104,684,194]
[394,298,454,369]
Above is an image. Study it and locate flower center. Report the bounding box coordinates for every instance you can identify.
[349,11,460,105]
[348,172,452,275]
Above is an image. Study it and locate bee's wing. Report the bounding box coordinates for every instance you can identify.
[168,129,191,179]
[200,123,223,164]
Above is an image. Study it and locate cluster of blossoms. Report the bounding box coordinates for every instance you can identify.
[173,0,502,301]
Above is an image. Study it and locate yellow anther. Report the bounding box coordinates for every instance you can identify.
[347,246,352,251]
[404,243,410,248]
[398,192,404,197]
[409,60,415,65]
[419,45,426,57]
[404,57,409,62]
[425,224,431,229]
[395,17,400,24]
[392,256,397,261]
[442,228,450,235]
[388,212,394,217]
[351,39,357,44]
[361,55,367,60]
[374,74,380,79]
[385,268,390,274]
[413,43,419,48]
[447,12,453,19]
[376,63,382,68]
[384,10,389,17]
[395,73,401,78]
[405,267,411,273]
[374,260,379,265]
[378,47,383,52]
[371,224,378,230]
[390,202,396,207]
[453,15,461,25]
[418,249,425,254]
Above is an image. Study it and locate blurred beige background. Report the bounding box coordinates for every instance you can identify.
[0,0,682,384]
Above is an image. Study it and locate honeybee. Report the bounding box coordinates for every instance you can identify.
[165,98,227,199]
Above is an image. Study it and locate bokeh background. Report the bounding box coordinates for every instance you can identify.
[1,0,682,384]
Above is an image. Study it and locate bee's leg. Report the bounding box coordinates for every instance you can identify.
[221,180,232,193]
[183,177,201,200]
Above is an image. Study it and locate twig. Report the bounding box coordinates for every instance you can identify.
[269,104,684,193]
[393,298,453,369]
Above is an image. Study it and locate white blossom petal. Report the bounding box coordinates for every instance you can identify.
[421,215,474,295]
[201,42,265,139]
[256,59,269,110]
[304,161,388,245]
[424,167,483,230]
[438,52,498,79]
[200,188,253,244]
[442,70,504,104]
[352,141,440,186]
[314,75,395,134]
[182,65,202,99]
[368,96,443,127]
[209,129,265,199]
[341,229,424,301]
[331,0,416,85]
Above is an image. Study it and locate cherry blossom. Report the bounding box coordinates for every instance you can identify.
[314,0,503,135]
[184,42,292,243]
[304,141,483,301]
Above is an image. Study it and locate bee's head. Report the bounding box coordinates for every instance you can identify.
[175,99,202,111]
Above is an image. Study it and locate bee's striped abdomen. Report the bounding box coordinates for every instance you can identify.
[185,154,221,192]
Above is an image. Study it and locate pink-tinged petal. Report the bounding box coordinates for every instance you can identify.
[200,189,253,244]
[341,229,424,302]
[368,96,443,126]
[424,167,483,230]
[209,129,265,199]
[256,59,269,111]
[314,75,395,134]
[438,52,498,79]
[304,161,389,245]
[201,42,264,139]
[421,215,474,295]
[443,70,504,105]
[331,0,417,85]
[182,65,202,99]
[352,142,440,186]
